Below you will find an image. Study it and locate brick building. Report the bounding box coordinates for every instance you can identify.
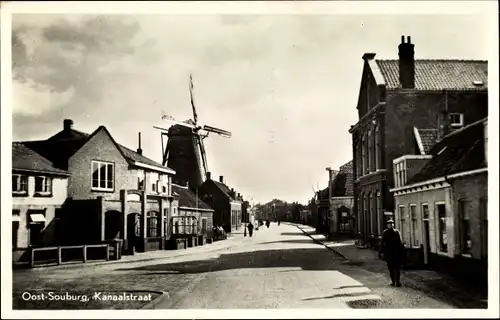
[198,173,242,233]
[349,36,488,244]
[328,160,355,235]
[12,143,70,263]
[21,119,176,254]
[390,118,487,285]
[171,183,214,247]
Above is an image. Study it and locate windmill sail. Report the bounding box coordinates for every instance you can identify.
[189,74,198,125]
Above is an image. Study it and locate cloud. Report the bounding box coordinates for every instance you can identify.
[12,15,142,118]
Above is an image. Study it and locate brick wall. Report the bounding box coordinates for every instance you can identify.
[384,91,488,188]
[68,128,134,200]
[451,172,488,259]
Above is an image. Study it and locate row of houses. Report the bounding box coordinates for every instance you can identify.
[12,119,246,265]
[310,36,488,283]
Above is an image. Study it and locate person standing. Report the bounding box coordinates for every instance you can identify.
[379,219,405,287]
[247,222,254,237]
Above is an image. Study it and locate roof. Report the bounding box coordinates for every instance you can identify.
[332,161,354,197]
[12,142,69,176]
[21,127,173,173]
[415,128,439,154]
[172,185,213,211]
[374,60,488,91]
[408,118,486,184]
[211,180,242,201]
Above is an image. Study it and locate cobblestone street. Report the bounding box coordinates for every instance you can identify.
[13,223,487,309]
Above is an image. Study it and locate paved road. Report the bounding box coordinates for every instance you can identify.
[13,223,459,309]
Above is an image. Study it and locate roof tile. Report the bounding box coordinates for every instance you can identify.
[408,119,486,184]
[12,142,69,175]
[375,60,488,91]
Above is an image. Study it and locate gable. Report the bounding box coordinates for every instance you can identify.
[356,61,382,117]
[71,127,128,166]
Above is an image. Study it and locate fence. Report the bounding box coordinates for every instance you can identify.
[30,243,118,268]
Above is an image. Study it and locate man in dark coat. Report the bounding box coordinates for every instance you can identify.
[247,222,254,237]
[379,219,405,287]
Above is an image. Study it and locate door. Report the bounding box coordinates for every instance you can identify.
[423,220,431,265]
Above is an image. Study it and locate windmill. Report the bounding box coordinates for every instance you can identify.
[154,74,232,190]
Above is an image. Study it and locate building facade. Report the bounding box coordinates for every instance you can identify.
[391,118,487,284]
[349,36,488,245]
[328,160,355,235]
[198,173,242,233]
[12,143,70,263]
[21,119,176,254]
[171,184,214,246]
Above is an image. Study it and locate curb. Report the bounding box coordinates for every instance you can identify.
[140,291,170,309]
[293,225,352,262]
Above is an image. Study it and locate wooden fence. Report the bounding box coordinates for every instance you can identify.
[30,243,119,268]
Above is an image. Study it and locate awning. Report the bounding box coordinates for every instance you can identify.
[29,213,46,223]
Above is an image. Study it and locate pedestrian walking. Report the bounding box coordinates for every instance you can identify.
[247,222,254,237]
[379,219,405,287]
[266,220,270,228]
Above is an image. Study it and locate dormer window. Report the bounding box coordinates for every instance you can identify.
[449,113,464,128]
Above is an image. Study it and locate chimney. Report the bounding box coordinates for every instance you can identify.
[206,172,211,180]
[137,132,143,155]
[398,35,415,89]
[63,119,73,132]
[219,176,224,183]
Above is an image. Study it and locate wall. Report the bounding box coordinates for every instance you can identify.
[330,196,354,234]
[12,174,68,262]
[393,186,455,257]
[68,129,133,200]
[451,172,488,260]
[230,201,242,231]
[384,90,488,189]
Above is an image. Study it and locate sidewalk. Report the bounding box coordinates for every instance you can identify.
[294,223,488,308]
[20,232,246,272]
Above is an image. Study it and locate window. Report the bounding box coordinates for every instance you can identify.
[368,129,372,172]
[12,221,19,248]
[163,186,167,193]
[34,176,52,195]
[376,191,381,235]
[399,205,406,243]
[459,200,471,255]
[361,135,366,175]
[422,203,429,220]
[375,124,380,170]
[449,113,464,128]
[137,170,145,190]
[147,211,159,237]
[369,193,375,235]
[92,161,114,191]
[437,203,447,252]
[202,218,207,233]
[152,183,156,192]
[12,174,28,195]
[480,198,487,259]
[410,204,418,246]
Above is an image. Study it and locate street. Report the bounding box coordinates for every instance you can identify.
[13,223,481,309]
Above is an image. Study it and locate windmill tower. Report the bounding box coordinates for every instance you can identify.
[154,75,232,190]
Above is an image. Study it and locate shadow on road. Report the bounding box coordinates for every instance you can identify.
[260,239,319,245]
[279,232,306,236]
[117,248,341,274]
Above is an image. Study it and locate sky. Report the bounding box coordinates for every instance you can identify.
[8,7,494,205]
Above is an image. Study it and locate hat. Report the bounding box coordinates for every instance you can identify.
[386,219,395,224]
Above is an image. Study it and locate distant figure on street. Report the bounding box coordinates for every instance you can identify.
[247,222,254,237]
[379,219,405,287]
[277,220,281,226]
[266,220,270,228]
